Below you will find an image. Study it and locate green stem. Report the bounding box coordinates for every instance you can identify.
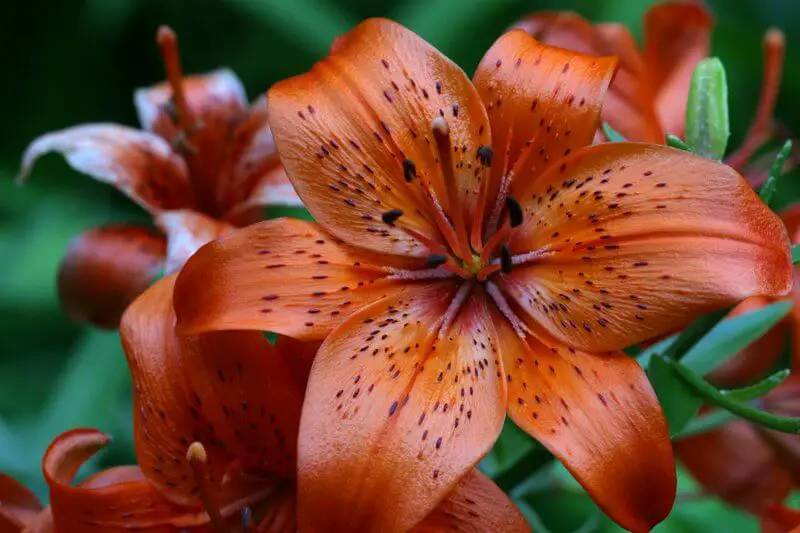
[760,139,793,206]
[675,409,739,439]
[722,369,790,403]
[494,445,553,493]
[667,359,800,433]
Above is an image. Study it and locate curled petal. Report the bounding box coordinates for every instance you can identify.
[643,2,713,136]
[154,209,235,274]
[675,420,791,513]
[57,224,166,329]
[504,143,792,352]
[298,285,506,532]
[174,218,415,339]
[498,323,675,533]
[0,474,42,532]
[268,18,491,257]
[18,124,193,213]
[121,275,304,505]
[411,469,528,533]
[43,428,209,532]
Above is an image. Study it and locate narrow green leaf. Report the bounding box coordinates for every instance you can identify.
[601,122,626,142]
[675,409,739,439]
[666,134,692,152]
[647,354,703,436]
[685,57,730,160]
[681,301,793,375]
[666,308,729,359]
[493,442,553,493]
[760,140,794,206]
[722,369,790,403]
[793,243,800,264]
[667,359,800,433]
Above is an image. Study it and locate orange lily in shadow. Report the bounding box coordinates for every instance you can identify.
[172,18,792,533]
[762,504,800,533]
[17,26,301,330]
[514,1,786,178]
[0,275,527,533]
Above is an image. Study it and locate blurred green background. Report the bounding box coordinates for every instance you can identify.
[1,0,797,531]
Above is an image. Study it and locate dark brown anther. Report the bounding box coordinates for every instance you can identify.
[505,195,523,228]
[381,209,404,225]
[161,98,179,124]
[477,145,493,167]
[427,254,447,267]
[403,159,417,182]
[241,507,253,532]
[500,244,513,274]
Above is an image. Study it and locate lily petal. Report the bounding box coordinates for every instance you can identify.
[675,420,792,513]
[498,321,675,533]
[0,474,42,532]
[174,218,415,339]
[643,2,713,136]
[268,18,491,257]
[411,469,528,533]
[57,224,166,329]
[762,504,800,533]
[43,428,209,531]
[154,209,235,274]
[121,275,304,505]
[472,29,616,235]
[504,143,792,352]
[298,284,506,532]
[514,13,662,143]
[18,124,193,213]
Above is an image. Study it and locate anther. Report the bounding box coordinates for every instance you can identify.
[403,159,417,182]
[186,442,227,533]
[505,195,523,228]
[500,244,513,274]
[427,254,448,267]
[381,209,404,225]
[477,145,493,167]
[242,506,254,532]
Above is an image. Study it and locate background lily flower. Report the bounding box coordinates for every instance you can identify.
[173,18,793,533]
[0,275,526,533]
[762,504,800,533]
[513,1,786,177]
[16,26,302,330]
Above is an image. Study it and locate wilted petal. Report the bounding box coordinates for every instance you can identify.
[154,209,234,274]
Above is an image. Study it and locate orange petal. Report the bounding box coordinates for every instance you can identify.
[503,143,792,352]
[18,124,193,213]
[174,217,415,339]
[643,2,713,136]
[154,209,235,274]
[411,469,528,533]
[298,284,507,532]
[514,13,662,143]
[43,428,209,532]
[472,29,616,237]
[762,504,800,533]
[57,224,166,329]
[498,322,675,533]
[268,18,491,257]
[121,275,304,505]
[0,474,42,532]
[675,420,791,514]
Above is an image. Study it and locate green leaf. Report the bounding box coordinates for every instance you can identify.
[647,354,703,437]
[666,308,729,360]
[601,122,626,142]
[666,358,800,433]
[685,57,730,160]
[483,420,535,477]
[722,369,790,403]
[675,409,739,439]
[680,300,793,375]
[760,140,793,206]
[493,441,553,494]
[793,243,800,265]
[666,134,692,152]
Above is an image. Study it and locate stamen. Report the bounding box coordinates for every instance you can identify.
[477,145,494,167]
[726,28,785,170]
[479,223,510,266]
[505,195,523,228]
[156,27,194,133]
[242,506,255,533]
[500,244,513,274]
[486,171,514,237]
[431,117,472,260]
[403,159,417,182]
[186,442,228,533]
[426,254,448,267]
[470,145,495,252]
[437,282,474,337]
[381,209,404,225]
[486,281,529,338]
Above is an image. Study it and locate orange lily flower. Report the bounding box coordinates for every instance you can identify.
[173,18,793,533]
[762,504,800,533]
[17,26,301,330]
[514,1,785,175]
[0,275,527,533]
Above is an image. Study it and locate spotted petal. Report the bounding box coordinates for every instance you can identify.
[298,284,506,532]
[503,143,792,352]
[268,18,491,257]
[174,218,416,339]
[18,124,193,213]
[57,224,166,329]
[472,29,616,236]
[0,474,42,532]
[497,320,675,533]
[121,275,303,506]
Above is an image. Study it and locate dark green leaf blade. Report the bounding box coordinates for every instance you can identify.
[647,354,703,437]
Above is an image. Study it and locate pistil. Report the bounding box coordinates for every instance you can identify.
[156,26,197,151]
[186,442,228,533]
